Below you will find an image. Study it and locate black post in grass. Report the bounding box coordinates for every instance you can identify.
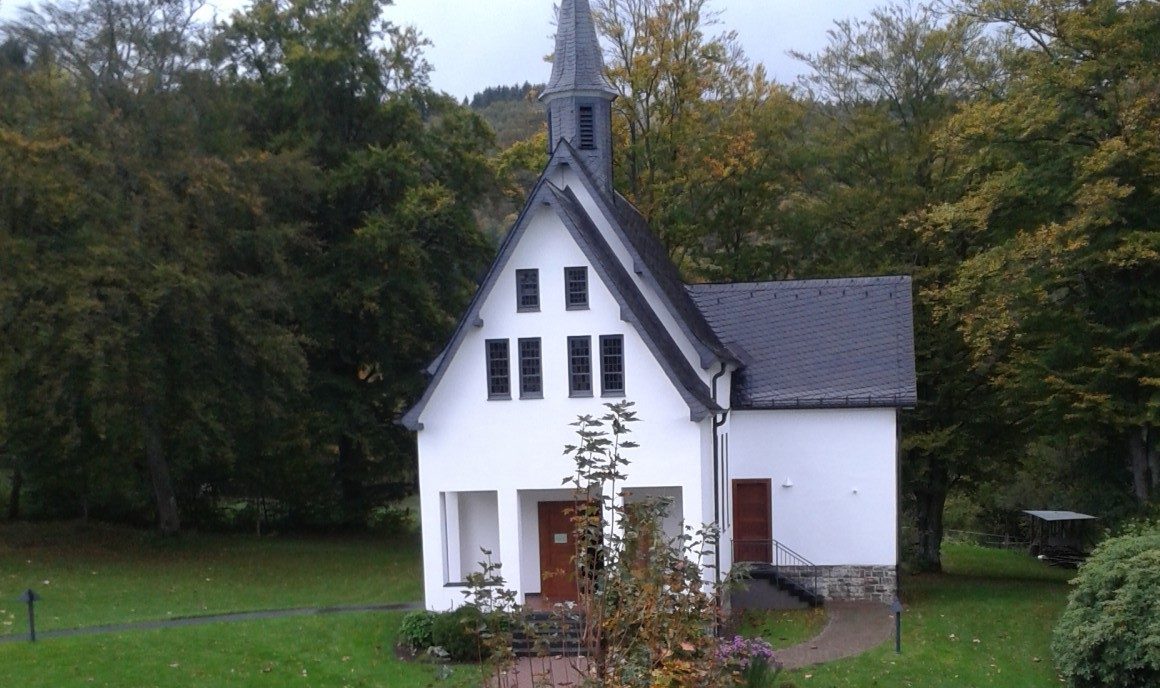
[891,597,903,654]
[19,589,41,642]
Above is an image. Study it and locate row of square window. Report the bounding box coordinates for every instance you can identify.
[517,267,589,312]
[486,335,624,400]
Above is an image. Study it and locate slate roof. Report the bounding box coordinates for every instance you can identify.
[542,0,617,98]
[687,278,917,409]
[552,186,721,418]
[612,195,734,366]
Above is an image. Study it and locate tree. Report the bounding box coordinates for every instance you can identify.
[0,0,309,532]
[930,0,1160,509]
[595,0,754,258]
[216,0,496,525]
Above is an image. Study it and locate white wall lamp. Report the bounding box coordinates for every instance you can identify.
[852,488,860,495]
[781,478,794,488]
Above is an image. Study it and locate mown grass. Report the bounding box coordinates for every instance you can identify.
[0,522,420,636]
[779,542,1074,687]
[734,606,827,650]
[1,524,1075,688]
[1,612,476,688]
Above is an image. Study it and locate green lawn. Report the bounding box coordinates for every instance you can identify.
[1,612,474,688]
[776,543,1074,687]
[734,606,827,650]
[1,522,421,636]
[1,524,1075,688]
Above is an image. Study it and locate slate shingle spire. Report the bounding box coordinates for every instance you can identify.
[541,0,617,190]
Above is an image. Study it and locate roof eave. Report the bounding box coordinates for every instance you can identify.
[733,396,918,411]
[550,141,730,366]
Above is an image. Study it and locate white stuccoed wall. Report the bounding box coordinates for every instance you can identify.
[728,408,898,566]
[417,203,709,610]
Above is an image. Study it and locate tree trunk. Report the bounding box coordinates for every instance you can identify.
[1128,427,1150,505]
[142,401,181,535]
[6,467,21,521]
[337,434,365,527]
[1146,424,1159,496]
[912,462,948,573]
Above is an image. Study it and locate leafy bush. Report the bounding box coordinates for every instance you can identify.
[1052,528,1160,688]
[398,611,437,651]
[431,606,487,662]
[564,402,732,686]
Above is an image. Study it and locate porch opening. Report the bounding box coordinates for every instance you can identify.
[441,490,500,584]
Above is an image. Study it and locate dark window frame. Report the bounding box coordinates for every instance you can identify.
[518,337,543,399]
[600,335,625,397]
[516,269,540,312]
[578,106,596,150]
[564,266,589,310]
[486,339,511,400]
[567,336,593,397]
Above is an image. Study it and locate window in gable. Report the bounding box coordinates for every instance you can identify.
[518,337,543,399]
[600,335,625,396]
[565,266,589,310]
[578,106,595,150]
[516,269,540,312]
[486,339,511,399]
[568,336,593,397]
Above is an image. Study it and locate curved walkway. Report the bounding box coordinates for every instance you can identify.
[492,601,895,686]
[775,601,894,670]
[0,602,422,644]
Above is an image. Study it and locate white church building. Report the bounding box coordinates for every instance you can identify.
[401,0,916,611]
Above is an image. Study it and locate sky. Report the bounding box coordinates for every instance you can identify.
[0,0,887,99]
[382,0,886,98]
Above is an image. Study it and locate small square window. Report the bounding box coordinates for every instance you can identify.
[568,336,593,397]
[516,269,539,312]
[518,338,543,399]
[565,266,589,310]
[486,339,511,400]
[600,335,625,396]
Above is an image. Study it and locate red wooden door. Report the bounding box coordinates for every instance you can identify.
[732,479,772,563]
[538,501,579,601]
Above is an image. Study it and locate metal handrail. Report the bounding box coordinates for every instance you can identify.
[733,538,821,602]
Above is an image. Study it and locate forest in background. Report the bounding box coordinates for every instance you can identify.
[1,0,1157,571]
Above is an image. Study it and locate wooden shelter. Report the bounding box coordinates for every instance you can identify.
[1023,510,1098,567]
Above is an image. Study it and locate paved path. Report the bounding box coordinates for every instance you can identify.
[489,656,589,688]
[775,601,894,669]
[491,601,894,686]
[0,602,422,644]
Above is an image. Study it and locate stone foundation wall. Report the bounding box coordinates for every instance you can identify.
[779,565,897,602]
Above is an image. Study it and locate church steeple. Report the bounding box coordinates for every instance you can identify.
[541,0,617,190]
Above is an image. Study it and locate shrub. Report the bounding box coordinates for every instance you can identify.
[1052,528,1160,688]
[398,610,437,651]
[717,635,780,687]
[431,605,487,662]
[564,402,733,687]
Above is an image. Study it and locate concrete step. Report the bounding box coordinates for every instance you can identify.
[510,612,587,657]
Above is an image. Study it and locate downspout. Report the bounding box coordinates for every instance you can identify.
[711,364,729,588]
[896,415,903,602]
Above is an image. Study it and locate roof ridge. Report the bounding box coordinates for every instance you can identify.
[687,275,912,291]
[551,185,720,419]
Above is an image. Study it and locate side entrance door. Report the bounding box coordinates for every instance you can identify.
[538,501,579,601]
[732,479,772,563]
